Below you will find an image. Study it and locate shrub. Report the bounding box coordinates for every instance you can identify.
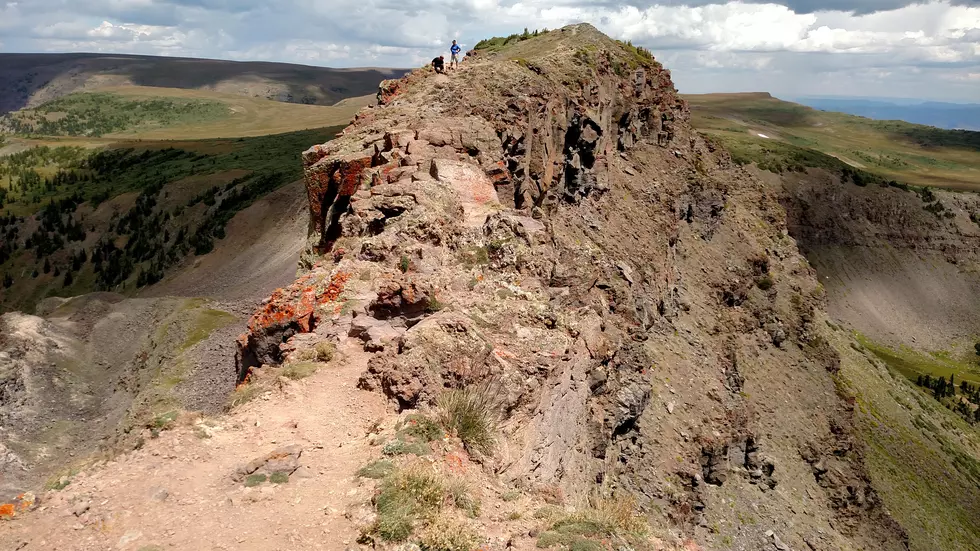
[375,469,445,541]
[756,275,774,291]
[152,411,179,430]
[314,341,335,362]
[357,459,396,479]
[437,382,501,456]
[399,254,410,273]
[536,495,647,549]
[418,517,480,551]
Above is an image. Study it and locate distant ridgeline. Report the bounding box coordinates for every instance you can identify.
[0,126,343,312]
[685,93,980,203]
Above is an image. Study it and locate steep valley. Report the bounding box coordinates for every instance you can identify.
[1,25,979,551]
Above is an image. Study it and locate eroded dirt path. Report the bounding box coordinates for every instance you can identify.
[1,344,386,551]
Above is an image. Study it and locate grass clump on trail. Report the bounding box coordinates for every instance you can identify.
[357,459,396,479]
[418,517,481,551]
[437,382,501,456]
[535,495,649,550]
[227,381,268,409]
[280,361,319,380]
[368,466,481,547]
[374,468,446,541]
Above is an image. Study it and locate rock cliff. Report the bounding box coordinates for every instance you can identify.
[235,24,908,550]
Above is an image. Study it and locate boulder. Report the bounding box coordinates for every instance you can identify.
[234,444,303,482]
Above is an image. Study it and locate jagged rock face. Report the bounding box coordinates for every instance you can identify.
[239,24,908,551]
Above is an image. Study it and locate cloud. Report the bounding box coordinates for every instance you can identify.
[0,0,977,101]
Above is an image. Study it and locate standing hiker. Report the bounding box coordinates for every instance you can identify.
[450,40,461,70]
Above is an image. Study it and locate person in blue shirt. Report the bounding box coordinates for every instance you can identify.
[450,40,461,70]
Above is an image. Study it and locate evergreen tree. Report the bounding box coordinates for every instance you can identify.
[43,257,51,274]
[2,273,12,288]
[950,374,956,396]
[63,270,73,287]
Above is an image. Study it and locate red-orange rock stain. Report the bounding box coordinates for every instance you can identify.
[338,157,371,196]
[243,271,352,341]
[0,503,15,518]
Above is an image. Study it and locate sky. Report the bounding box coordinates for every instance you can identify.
[0,1,978,102]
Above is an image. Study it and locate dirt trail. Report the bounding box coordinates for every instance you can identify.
[0,343,387,551]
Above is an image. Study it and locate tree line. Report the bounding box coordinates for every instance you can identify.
[915,373,980,424]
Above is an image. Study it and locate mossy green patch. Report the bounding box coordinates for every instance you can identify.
[182,308,236,352]
[244,473,267,487]
[855,333,980,386]
[269,472,289,484]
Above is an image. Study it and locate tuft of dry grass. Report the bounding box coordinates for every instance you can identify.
[281,361,318,380]
[437,382,501,456]
[375,468,445,541]
[227,382,267,409]
[314,341,335,362]
[418,517,480,551]
[536,494,649,549]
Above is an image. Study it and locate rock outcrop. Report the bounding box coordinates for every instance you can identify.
[236,24,908,550]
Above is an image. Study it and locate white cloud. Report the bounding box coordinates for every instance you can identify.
[0,0,977,101]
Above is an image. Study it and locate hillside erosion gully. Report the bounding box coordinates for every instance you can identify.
[234,25,907,551]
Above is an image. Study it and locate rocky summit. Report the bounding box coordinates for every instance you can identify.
[229,24,906,550]
[4,23,947,551]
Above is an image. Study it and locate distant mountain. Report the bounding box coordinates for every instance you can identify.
[0,52,409,115]
[787,96,980,131]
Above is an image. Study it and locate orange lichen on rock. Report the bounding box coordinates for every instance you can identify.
[236,269,353,378]
[320,271,352,304]
[247,274,317,334]
[0,503,16,519]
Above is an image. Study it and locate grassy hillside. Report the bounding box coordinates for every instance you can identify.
[0,126,344,313]
[0,52,408,114]
[685,93,980,191]
[0,86,371,139]
[834,326,980,551]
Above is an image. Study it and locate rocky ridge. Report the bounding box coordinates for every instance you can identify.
[233,24,908,550]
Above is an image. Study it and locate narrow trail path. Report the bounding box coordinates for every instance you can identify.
[1,344,387,551]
